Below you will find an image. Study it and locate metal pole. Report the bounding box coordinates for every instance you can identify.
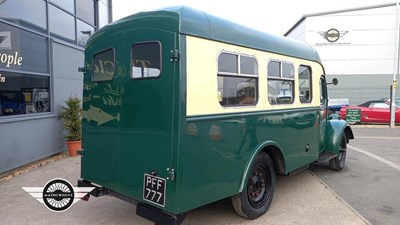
[390,1,400,127]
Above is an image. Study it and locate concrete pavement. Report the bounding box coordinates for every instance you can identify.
[0,154,370,225]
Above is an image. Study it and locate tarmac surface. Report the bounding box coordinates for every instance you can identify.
[0,154,370,225]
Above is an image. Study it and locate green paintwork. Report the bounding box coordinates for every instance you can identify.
[82,20,180,212]
[179,107,321,212]
[80,6,352,217]
[325,118,354,154]
[91,6,321,64]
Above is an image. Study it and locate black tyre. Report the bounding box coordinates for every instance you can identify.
[329,133,347,171]
[231,152,275,219]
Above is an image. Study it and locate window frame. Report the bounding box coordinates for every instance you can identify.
[267,60,295,105]
[91,48,115,82]
[217,52,259,107]
[130,41,162,80]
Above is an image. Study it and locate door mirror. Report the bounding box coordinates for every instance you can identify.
[328,113,339,120]
[327,78,338,86]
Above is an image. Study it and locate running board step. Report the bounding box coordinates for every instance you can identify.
[318,152,336,161]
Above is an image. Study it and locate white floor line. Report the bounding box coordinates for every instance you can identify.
[348,145,400,171]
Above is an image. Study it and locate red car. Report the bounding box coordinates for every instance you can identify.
[339,98,400,124]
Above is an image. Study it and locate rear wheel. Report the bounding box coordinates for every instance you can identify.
[232,153,275,219]
[329,133,347,171]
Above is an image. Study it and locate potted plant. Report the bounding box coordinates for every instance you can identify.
[59,96,82,156]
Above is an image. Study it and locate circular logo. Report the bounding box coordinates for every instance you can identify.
[325,28,340,42]
[42,179,75,212]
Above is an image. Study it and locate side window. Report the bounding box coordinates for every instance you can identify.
[131,42,161,79]
[320,76,327,105]
[217,53,258,106]
[92,48,115,82]
[299,65,312,103]
[267,61,294,104]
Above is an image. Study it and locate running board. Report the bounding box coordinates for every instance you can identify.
[318,152,336,161]
[287,164,309,176]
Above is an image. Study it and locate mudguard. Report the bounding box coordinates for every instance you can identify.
[238,140,285,192]
[325,119,354,154]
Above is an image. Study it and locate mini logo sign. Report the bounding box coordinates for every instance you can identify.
[22,178,95,212]
[318,29,348,43]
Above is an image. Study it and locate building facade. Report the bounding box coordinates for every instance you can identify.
[0,0,112,173]
[285,3,400,105]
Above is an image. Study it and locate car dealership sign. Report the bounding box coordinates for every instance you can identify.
[0,51,23,68]
[315,28,350,46]
[0,31,24,68]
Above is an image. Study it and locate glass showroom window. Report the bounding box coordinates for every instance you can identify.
[77,19,95,47]
[0,72,50,116]
[0,0,47,33]
[98,0,110,28]
[49,4,75,43]
[50,0,75,13]
[0,22,49,74]
[267,61,294,104]
[217,53,258,106]
[76,0,95,26]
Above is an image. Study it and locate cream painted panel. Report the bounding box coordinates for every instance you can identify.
[186,36,322,117]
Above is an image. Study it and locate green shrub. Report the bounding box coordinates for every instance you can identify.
[59,96,82,141]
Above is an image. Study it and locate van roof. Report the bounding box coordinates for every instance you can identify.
[93,6,321,63]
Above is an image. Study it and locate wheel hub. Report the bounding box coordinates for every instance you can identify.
[248,165,270,208]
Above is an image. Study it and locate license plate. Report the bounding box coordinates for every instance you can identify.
[143,174,166,207]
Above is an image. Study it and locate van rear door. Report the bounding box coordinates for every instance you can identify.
[81,28,178,209]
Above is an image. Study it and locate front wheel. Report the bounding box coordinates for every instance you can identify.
[329,133,347,171]
[231,152,275,219]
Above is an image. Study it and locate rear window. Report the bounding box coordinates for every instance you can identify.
[92,48,115,82]
[131,42,161,79]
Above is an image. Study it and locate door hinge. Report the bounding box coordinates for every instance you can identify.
[170,50,179,62]
[78,66,86,73]
[77,149,85,157]
[166,168,175,181]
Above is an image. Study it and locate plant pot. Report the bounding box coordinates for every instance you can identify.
[67,140,81,156]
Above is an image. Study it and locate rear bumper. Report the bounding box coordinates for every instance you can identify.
[77,179,186,225]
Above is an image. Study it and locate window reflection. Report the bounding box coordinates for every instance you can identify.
[218,53,258,106]
[131,42,161,79]
[77,20,95,47]
[50,0,75,13]
[77,0,95,25]
[0,72,50,116]
[93,49,115,82]
[299,65,312,103]
[0,0,46,33]
[218,53,238,73]
[49,5,75,43]
[0,22,49,74]
[98,1,110,28]
[267,61,294,105]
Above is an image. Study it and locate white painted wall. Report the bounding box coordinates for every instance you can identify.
[286,4,399,104]
[305,5,397,75]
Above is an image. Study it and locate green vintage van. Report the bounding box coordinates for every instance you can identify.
[78,6,354,225]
